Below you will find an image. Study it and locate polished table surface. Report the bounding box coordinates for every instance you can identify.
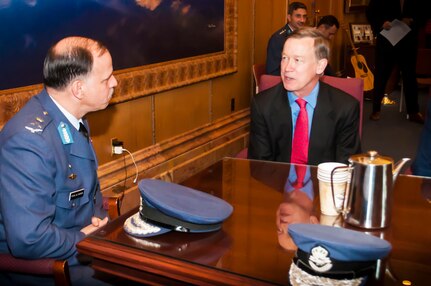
[77,158,431,285]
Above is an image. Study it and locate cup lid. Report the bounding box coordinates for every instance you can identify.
[317,163,349,182]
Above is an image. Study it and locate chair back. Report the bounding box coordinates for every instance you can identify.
[259,75,282,93]
[416,49,431,98]
[320,75,364,137]
[252,63,266,93]
[416,49,431,77]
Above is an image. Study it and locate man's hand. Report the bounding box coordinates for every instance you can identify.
[402,17,413,26]
[382,21,392,30]
[80,216,109,235]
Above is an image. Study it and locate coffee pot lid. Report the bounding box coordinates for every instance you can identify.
[349,150,393,165]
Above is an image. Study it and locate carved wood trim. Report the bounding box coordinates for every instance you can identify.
[99,108,250,213]
[99,108,249,188]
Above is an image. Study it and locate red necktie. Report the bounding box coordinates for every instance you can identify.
[292,165,306,189]
[291,98,309,164]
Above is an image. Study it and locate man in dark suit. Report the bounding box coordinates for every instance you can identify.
[366,0,427,123]
[249,28,361,165]
[265,2,307,75]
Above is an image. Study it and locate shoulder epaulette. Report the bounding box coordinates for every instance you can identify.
[24,111,51,134]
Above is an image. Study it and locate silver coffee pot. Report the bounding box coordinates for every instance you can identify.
[343,151,410,229]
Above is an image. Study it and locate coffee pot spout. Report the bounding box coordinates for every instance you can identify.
[393,158,411,182]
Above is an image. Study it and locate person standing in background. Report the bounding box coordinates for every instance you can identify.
[316,15,339,41]
[316,15,340,76]
[366,0,427,123]
[266,2,308,75]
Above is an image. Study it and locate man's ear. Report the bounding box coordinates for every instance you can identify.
[70,79,84,100]
[286,14,292,23]
[316,58,328,75]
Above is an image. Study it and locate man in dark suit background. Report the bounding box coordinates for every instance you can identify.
[249,27,361,165]
[366,0,428,123]
[265,2,307,75]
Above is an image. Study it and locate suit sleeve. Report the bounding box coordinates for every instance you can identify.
[334,99,362,164]
[366,0,386,35]
[0,131,85,263]
[248,96,274,161]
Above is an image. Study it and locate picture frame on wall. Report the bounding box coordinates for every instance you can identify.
[350,23,374,44]
[344,0,369,14]
[0,0,237,107]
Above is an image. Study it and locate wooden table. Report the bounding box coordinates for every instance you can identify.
[77,158,431,285]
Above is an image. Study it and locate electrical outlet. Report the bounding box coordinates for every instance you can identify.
[111,137,123,155]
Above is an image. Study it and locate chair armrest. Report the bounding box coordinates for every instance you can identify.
[0,254,71,286]
[0,197,119,285]
[102,196,121,220]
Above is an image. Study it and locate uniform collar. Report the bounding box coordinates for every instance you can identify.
[48,95,81,130]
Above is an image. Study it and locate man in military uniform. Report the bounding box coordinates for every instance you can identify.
[0,36,117,284]
[265,2,308,75]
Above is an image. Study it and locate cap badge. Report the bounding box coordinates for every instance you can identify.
[309,245,333,273]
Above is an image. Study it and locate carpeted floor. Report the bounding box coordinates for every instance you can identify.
[361,86,429,163]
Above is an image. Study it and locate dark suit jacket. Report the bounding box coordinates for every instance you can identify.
[248,81,361,165]
[366,0,427,36]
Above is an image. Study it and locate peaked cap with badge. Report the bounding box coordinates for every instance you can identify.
[288,223,392,286]
[124,179,233,238]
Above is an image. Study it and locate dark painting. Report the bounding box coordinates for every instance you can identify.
[0,0,225,90]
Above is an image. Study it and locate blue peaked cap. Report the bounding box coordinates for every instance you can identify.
[288,223,392,261]
[125,179,233,237]
[139,179,233,225]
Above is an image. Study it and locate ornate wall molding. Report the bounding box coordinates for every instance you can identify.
[98,108,250,213]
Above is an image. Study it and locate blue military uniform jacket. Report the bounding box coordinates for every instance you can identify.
[0,89,106,265]
[265,24,293,75]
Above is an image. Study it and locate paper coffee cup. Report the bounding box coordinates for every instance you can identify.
[317,163,350,216]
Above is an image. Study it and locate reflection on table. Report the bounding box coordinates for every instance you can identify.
[77,158,431,285]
